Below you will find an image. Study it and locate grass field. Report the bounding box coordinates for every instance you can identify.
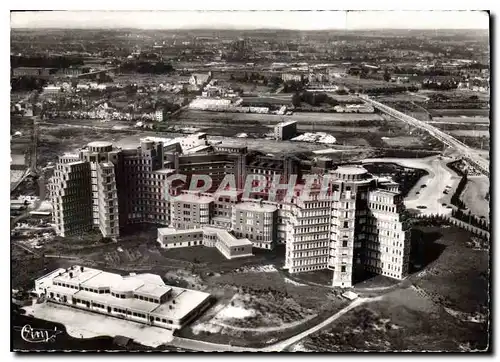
[431,116,490,124]
[428,109,490,117]
[382,136,424,147]
[460,176,490,220]
[177,109,385,123]
[296,226,490,352]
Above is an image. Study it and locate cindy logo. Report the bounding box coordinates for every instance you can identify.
[14,324,62,343]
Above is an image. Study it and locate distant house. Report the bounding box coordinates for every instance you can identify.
[155,109,165,122]
[189,72,212,86]
[281,73,303,82]
[43,85,62,94]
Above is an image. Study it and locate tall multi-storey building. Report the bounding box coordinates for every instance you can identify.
[49,155,92,237]
[274,120,297,141]
[49,136,411,287]
[79,141,122,237]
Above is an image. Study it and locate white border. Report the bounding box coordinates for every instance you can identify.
[3,1,497,361]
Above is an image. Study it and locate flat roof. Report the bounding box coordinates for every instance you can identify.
[80,271,122,289]
[158,227,202,236]
[173,193,213,204]
[150,288,211,320]
[54,267,102,285]
[88,141,113,148]
[184,145,212,154]
[214,144,247,149]
[65,161,87,167]
[112,278,145,293]
[202,227,253,247]
[41,266,212,321]
[335,166,368,175]
[153,168,176,175]
[235,201,277,213]
[214,189,242,198]
[372,188,399,196]
[276,120,297,127]
[135,283,172,298]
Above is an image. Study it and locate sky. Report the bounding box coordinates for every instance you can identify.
[10,10,490,30]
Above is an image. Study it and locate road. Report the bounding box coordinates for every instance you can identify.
[360,95,489,176]
[361,156,461,216]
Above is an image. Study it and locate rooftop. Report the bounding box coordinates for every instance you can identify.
[173,193,214,204]
[276,120,297,127]
[372,188,399,196]
[39,266,211,321]
[158,227,202,236]
[150,287,211,320]
[135,283,172,298]
[203,227,253,247]
[335,166,369,175]
[153,168,176,175]
[88,141,113,148]
[54,266,101,285]
[235,201,278,213]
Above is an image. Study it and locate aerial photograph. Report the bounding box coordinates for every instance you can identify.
[10,10,491,352]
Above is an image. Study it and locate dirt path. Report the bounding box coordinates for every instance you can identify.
[214,314,317,333]
[262,296,383,351]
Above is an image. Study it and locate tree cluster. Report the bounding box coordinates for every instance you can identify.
[11,77,47,92]
[450,173,468,210]
[452,208,489,231]
[11,55,84,69]
[292,91,339,108]
[120,61,174,74]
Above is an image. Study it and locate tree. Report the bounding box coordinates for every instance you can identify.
[292,92,301,108]
[383,69,391,82]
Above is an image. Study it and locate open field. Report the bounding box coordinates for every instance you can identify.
[181,268,348,348]
[115,132,374,160]
[296,226,489,352]
[177,109,385,123]
[428,109,490,117]
[461,176,490,220]
[172,109,441,150]
[448,130,490,138]
[381,136,424,147]
[410,226,489,315]
[37,124,134,166]
[430,116,489,124]
[11,153,26,165]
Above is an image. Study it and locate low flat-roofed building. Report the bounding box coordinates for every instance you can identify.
[213,144,248,154]
[32,265,211,331]
[157,226,253,260]
[157,228,204,249]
